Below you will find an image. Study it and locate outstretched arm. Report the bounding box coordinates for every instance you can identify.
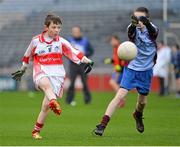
[12,39,35,81]
[127,15,139,40]
[61,38,93,74]
[61,38,92,64]
[139,16,158,39]
[127,24,136,40]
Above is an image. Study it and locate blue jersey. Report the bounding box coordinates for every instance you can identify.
[68,37,94,57]
[127,24,158,71]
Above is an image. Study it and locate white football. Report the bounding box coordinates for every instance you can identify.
[117,41,137,61]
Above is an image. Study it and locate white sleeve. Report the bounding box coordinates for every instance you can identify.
[61,38,84,64]
[22,39,36,65]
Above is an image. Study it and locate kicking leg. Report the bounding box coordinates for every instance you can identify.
[133,94,147,133]
[105,88,128,116]
[109,79,119,92]
[32,96,50,139]
[38,77,61,115]
[94,88,128,136]
[38,77,56,101]
[109,72,126,107]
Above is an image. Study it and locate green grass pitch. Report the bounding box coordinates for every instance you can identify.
[0,91,180,146]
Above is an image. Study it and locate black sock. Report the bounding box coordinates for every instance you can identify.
[135,109,143,117]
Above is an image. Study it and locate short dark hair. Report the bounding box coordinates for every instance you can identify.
[134,7,150,17]
[44,13,62,27]
[159,40,164,45]
[109,35,120,42]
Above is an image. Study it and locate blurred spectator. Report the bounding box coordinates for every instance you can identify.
[66,26,94,105]
[103,35,128,107]
[104,35,123,91]
[153,41,171,96]
[171,44,180,98]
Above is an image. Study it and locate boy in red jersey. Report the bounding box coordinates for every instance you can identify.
[11,13,93,139]
[104,35,128,107]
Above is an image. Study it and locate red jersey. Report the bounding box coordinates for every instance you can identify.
[22,31,84,81]
[113,45,128,71]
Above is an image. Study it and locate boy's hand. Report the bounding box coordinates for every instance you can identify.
[81,56,94,74]
[139,16,150,25]
[11,65,27,81]
[131,15,139,26]
[81,56,92,64]
[104,58,113,64]
[84,62,94,74]
[11,69,26,81]
[115,65,122,72]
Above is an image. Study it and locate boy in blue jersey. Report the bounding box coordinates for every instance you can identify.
[93,7,158,136]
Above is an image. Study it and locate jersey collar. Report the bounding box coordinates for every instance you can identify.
[39,31,60,44]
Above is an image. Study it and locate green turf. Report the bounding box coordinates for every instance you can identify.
[0,91,180,146]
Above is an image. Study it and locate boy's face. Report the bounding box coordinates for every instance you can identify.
[134,11,146,28]
[157,42,164,49]
[45,22,61,38]
[110,37,119,47]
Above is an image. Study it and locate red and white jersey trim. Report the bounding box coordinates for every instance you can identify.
[22,31,84,79]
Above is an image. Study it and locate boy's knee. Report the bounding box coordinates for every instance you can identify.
[38,78,52,91]
[41,104,49,112]
[109,79,114,85]
[41,83,52,92]
[116,88,128,100]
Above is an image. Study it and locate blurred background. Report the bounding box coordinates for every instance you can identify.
[0,0,179,95]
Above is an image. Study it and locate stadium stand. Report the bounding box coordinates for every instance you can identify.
[0,0,179,69]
